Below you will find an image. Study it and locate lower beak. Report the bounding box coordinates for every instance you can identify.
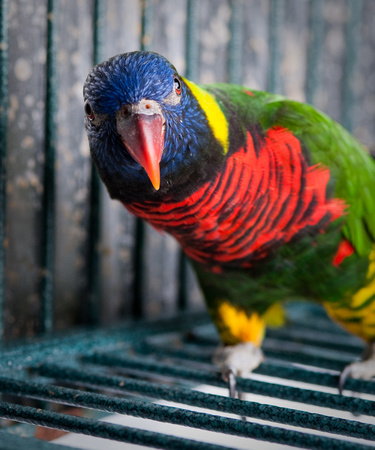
[117,107,164,191]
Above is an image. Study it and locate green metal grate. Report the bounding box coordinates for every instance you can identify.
[0,306,374,449]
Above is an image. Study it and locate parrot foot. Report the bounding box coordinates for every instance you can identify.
[339,342,375,394]
[213,342,264,398]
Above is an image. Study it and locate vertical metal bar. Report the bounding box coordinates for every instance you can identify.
[229,0,244,84]
[132,218,144,318]
[305,0,324,105]
[93,0,105,65]
[86,0,106,325]
[341,0,363,132]
[267,0,284,94]
[141,0,154,52]
[132,0,154,318]
[185,0,199,81]
[40,0,59,334]
[177,0,200,312]
[177,252,188,311]
[0,0,9,340]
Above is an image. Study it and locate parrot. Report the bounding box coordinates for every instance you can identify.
[83,51,375,394]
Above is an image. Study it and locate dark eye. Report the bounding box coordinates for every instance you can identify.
[84,101,95,120]
[174,77,181,96]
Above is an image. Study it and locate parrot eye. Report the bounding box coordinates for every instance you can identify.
[162,77,182,105]
[84,101,95,121]
[174,77,181,96]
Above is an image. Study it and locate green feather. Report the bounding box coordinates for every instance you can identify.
[208,84,375,256]
[260,97,375,256]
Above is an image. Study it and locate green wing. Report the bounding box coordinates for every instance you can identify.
[206,83,375,256]
[258,98,375,256]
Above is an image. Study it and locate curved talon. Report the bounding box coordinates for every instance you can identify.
[338,342,375,394]
[338,365,352,395]
[223,367,238,398]
[213,342,264,398]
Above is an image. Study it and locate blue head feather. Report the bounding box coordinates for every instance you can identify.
[84,51,224,202]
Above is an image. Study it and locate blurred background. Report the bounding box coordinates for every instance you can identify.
[1,0,375,340]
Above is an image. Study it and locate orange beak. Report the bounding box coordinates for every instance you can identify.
[117,103,164,190]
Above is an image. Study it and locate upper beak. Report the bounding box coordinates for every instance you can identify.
[116,99,165,190]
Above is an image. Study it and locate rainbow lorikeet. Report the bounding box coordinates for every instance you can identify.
[83,51,375,392]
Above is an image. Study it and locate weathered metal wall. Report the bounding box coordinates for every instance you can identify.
[2,0,375,339]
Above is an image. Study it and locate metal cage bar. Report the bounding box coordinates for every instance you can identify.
[185,0,200,81]
[28,362,375,422]
[267,0,284,94]
[305,0,324,105]
[0,402,231,450]
[341,0,363,132]
[0,382,371,450]
[40,0,59,334]
[0,0,9,341]
[228,0,244,84]
[177,0,200,311]
[86,0,106,325]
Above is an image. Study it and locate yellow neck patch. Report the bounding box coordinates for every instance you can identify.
[183,78,229,154]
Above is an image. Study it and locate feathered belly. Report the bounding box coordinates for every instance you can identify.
[126,127,346,272]
[324,247,375,341]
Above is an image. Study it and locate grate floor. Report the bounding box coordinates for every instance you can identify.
[0,304,374,450]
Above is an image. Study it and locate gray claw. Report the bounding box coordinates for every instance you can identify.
[338,342,375,394]
[338,365,352,395]
[213,342,264,399]
[223,366,238,398]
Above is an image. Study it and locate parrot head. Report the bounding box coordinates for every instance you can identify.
[83,51,225,201]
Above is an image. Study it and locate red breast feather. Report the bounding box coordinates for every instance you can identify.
[126,127,346,272]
